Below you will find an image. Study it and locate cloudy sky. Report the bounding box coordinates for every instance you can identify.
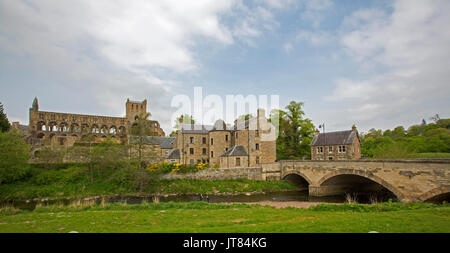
[1,0,449,135]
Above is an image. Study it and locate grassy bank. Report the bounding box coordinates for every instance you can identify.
[0,178,296,201]
[0,202,449,233]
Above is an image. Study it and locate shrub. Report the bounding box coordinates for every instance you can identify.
[0,130,31,184]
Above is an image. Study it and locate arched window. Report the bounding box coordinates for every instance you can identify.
[110,126,117,134]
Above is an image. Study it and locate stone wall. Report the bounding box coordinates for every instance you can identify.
[261,159,450,202]
[161,167,263,181]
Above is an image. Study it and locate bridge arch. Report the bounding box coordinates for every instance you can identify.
[317,170,405,201]
[282,172,312,189]
[418,186,450,203]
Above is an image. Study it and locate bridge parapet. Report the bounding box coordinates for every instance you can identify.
[261,159,450,202]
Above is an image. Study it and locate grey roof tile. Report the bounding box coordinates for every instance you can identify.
[311,130,358,146]
[220,145,248,157]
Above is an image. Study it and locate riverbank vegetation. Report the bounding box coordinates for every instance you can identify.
[0,161,295,200]
[360,117,450,159]
[0,202,448,232]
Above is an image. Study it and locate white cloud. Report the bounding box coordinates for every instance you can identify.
[326,0,450,130]
[0,0,241,133]
[300,0,334,28]
[296,30,334,46]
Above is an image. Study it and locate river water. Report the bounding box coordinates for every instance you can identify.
[3,190,347,210]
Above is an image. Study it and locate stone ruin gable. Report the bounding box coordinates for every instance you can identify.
[28,98,165,148]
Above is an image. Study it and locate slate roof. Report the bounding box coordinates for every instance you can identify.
[220,145,248,157]
[310,130,359,146]
[180,123,234,134]
[129,136,176,148]
[166,148,180,159]
[180,124,212,134]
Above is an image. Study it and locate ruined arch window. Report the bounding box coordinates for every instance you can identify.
[72,125,80,133]
[255,143,259,150]
[110,127,117,134]
[92,126,100,134]
[236,157,241,167]
[101,127,108,134]
[62,125,69,132]
[52,125,58,132]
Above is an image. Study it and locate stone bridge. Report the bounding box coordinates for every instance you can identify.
[261,159,450,202]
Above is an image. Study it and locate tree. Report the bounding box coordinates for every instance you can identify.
[272,101,315,160]
[0,102,11,132]
[90,137,128,179]
[237,114,254,122]
[430,114,440,123]
[129,112,159,192]
[0,129,30,184]
[170,114,195,137]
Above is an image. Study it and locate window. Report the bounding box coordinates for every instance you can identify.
[202,137,206,144]
[211,151,214,158]
[255,143,259,150]
[225,135,228,141]
[339,146,347,153]
[329,146,333,153]
[202,148,207,155]
[328,157,333,160]
[190,148,194,155]
[256,156,260,164]
[190,137,194,144]
[225,148,228,152]
[165,150,169,155]
[236,132,238,139]
[190,159,194,165]
[211,138,214,145]
[256,130,259,137]
[236,157,241,166]
[317,147,323,153]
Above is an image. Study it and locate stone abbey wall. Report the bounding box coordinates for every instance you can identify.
[27,98,164,146]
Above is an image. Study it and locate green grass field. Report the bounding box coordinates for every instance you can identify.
[1,202,449,233]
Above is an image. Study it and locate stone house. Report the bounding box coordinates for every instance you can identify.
[171,108,276,168]
[310,125,361,160]
[219,145,249,168]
